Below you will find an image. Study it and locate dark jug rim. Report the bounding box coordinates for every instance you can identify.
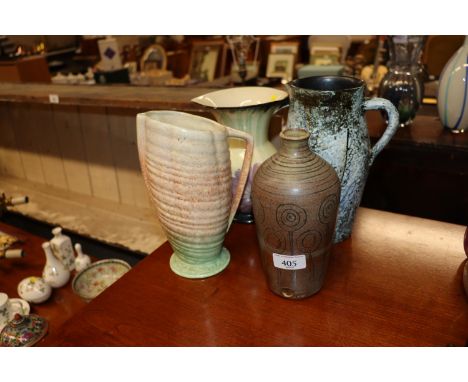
[287,75,365,92]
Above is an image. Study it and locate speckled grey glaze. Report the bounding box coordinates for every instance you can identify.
[286,76,399,243]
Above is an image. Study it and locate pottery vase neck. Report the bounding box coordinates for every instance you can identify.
[75,243,84,257]
[286,76,364,113]
[212,105,279,146]
[42,242,59,264]
[52,227,63,237]
[279,129,311,158]
[387,35,424,71]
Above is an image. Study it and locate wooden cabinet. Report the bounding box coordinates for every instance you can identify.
[0,56,51,83]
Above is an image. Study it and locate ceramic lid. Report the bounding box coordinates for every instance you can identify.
[0,314,48,347]
[17,276,52,304]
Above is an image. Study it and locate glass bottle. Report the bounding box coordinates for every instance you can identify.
[379,35,425,126]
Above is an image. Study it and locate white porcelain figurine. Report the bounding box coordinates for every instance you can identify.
[74,243,91,273]
[42,242,70,288]
[50,227,75,271]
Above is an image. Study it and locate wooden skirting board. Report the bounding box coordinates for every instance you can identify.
[0,176,166,254]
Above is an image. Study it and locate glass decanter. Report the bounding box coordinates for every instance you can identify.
[379,35,425,127]
[226,35,256,84]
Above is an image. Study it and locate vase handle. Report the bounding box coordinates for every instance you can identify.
[363,97,399,165]
[225,126,254,231]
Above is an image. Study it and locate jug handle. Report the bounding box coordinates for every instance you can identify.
[363,98,399,165]
[225,126,254,231]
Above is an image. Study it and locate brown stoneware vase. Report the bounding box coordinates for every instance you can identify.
[252,129,340,299]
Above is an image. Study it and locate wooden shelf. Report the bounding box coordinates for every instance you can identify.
[0,82,215,110]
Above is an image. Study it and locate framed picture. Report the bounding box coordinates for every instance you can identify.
[97,37,123,71]
[310,46,341,66]
[189,40,227,82]
[266,53,295,81]
[270,41,300,55]
[140,44,168,72]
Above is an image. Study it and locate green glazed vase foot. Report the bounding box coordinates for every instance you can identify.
[169,247,230,279]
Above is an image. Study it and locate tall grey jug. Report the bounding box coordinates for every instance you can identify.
[286,76,399,243]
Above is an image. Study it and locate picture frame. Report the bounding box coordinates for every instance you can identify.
[270,41,300,55]
[266,53,295,81]
[189,40,227,82]
[140,44,168,72]
[310,46,341,66]
[97,37,123,71]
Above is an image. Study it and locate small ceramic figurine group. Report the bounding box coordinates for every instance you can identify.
[17,227,91,305]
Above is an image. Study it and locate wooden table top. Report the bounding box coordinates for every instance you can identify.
[0,221,87,342]
[42,208,468,346]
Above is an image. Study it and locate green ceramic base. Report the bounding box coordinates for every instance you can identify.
[169,248,230,279]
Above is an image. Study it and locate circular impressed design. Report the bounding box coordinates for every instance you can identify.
[296,230,323,253]
[263,227,287,252]
[276,204,307,232]
[319,194,338,224]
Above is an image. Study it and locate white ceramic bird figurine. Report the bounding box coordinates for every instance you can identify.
[74,243,91,273]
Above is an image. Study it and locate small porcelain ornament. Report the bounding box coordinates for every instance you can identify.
[74,243,91,273]
[50,227,75,271]
[42,242,70,288]
[17,276,52,304]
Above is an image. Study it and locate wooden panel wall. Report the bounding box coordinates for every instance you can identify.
[0,101,151,209]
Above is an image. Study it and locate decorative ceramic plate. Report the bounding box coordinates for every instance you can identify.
[72,259,131,301]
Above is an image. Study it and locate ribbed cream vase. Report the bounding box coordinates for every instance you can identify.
[136,111,253,279]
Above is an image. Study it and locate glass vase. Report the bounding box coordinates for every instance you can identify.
[379,35,425,127]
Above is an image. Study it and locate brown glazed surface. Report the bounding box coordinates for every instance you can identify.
[252,129,340,299]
